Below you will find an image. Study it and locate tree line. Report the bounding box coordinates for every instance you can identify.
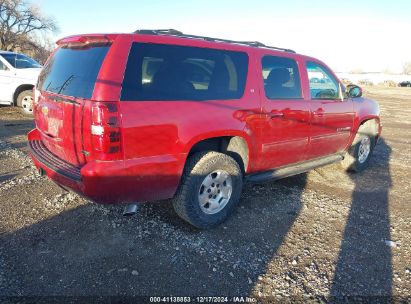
[0,0,57,63]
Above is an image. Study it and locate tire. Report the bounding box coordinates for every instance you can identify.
[342,123,376,172]
[16,90,34,115]
[172,151,243,229]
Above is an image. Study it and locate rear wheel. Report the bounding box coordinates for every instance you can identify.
[172,151,243,229]
[342,123,376,172]
[16,90,34,115]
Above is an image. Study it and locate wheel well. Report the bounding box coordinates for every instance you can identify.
[359,119,379,135]
[188,136,249,174]
[358,119,379,143]
[13,84,34,106]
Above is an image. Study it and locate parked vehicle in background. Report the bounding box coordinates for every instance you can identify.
[0,51,42,115]
[340,78,352,85]
[28,29,382,229]
[358,79,373,86]
[380,80,397,87]
[398,80,411,87]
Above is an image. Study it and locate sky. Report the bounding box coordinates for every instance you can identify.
[33,0,411,73]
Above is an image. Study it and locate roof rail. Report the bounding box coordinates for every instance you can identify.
[136,29,184,36]
[134,29,296,53]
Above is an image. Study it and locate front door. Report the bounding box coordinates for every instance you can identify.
[305,61,355,159]
[257,54,310,170]
[0,58,13,102]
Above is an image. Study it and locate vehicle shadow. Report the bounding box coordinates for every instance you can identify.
[0,139,395,299]
[0,172,307,297]
[330,138,392,298]
[0,173,18,183]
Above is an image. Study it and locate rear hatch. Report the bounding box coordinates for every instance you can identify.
[35,39,111,166]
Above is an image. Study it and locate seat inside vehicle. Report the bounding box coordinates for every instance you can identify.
[150,61,196,100]
[265,68,295,99]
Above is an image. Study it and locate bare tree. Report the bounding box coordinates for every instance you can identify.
[29,33,55,63]
[403,62,411,75]
[0,0,57,52]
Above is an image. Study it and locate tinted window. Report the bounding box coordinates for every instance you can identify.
[37,45,109,99]
[262,56,302,99]
[121,43,248,101]
[307,62,339,99]
[1,53,41,69]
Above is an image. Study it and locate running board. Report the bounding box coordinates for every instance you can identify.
[246,154,344,183]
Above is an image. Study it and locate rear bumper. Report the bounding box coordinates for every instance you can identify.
[28,129,186,204]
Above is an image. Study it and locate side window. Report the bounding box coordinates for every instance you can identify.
[141,57,215,90]
[142,57,164,84]
[121,43,248,101]
[15,54,33,69]
[262,55,302,99]
[182,58,215,90]
[307,62,339,99]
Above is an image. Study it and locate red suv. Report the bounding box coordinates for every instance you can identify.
[28,29,381,228]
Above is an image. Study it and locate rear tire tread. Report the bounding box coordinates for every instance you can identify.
[172,151,243,229]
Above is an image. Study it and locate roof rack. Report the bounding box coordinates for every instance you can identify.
[134,29,296,53]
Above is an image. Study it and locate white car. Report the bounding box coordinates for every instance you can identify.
[0,51,42,115]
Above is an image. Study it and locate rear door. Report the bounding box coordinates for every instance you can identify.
[35,44,110,166]
[305,61,354,158]
[257,54,311,169]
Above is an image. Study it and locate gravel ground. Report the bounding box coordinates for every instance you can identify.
[0,87,410,302]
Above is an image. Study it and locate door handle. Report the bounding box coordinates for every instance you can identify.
[313,109,324,117]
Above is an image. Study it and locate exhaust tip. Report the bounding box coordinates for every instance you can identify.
[123,204,138,216]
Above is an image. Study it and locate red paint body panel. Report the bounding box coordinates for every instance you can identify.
[28,32,381,205]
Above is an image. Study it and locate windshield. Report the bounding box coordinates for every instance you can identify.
[37,45,109,99]
[0,53,42,69]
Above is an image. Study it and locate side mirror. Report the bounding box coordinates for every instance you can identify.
[346,85,362,98]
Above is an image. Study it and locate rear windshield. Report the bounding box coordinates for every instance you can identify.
[37,45,109,99]
[121,43,248,101]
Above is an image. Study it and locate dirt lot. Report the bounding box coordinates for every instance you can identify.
[0,87,410,302]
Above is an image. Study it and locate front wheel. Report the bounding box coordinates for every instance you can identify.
[16,90,34,115]
[172,151,243,229]
[342,127,376,172]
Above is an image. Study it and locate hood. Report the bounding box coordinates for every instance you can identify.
[14,68,42,80]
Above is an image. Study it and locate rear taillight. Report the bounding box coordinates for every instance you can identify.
[91,102,122,160]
